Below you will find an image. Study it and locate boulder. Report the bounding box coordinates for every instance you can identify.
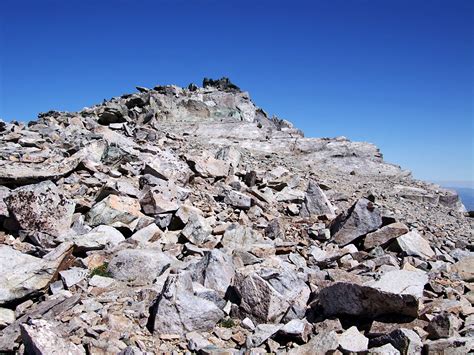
[20,319,86,355]
[139,190,179,215]
[108,249,173,286]
[331,198,382,246]
[86,195,144,230]
[70,225,125,252]
[189,249,235,296]
[319,270,428,318]
[187,155,230,178]
[364,222,409,249]
[393,230,435,259]
[338,326,369,352]
[181,214,212,246]
[299,180,335,217]
[222,190,252,210]
[0,308,15,329]
[5,180,75,238]
[370,328,423,355]
[287,331,339,355]
[450,256,474,281]
[0,243,73,304]
[246,323,282,348]
[149,273,224,336]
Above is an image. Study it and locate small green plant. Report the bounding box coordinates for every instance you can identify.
[90,262,111,277]
[220,318,235,328]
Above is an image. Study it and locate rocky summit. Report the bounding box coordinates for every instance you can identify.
[0,77,472,354]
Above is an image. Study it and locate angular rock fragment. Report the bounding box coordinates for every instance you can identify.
[331,198,382,246]
[319,269,428,318]
[21,319,86,355]
[338,326,369,352]
[450,256,474,281]
[222,190,252,209]
[278,319,312,343]
[181,214,212,246]
[59,267,88,288]
[246,323,282,348]
[0,243,73,304]
[188,249,235,296]
[370,328,423,355]
[149,273,224,336]
[139,190,179,215]
[108,249,173,285]
[0,308,15,329]
[427,312,461,339]
[5,180,75,238]
[299,180,335,217]
[87,195,144,230]
[187,154,230,178]
[69,225,125,252]
[364,222,409,249]
[287,331,339,355]
[393,230,435,259]
[234,262,310,323]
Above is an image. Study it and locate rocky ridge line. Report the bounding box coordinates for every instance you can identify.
[0,77,472,354]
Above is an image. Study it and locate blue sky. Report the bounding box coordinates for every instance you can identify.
[0,0,473,183]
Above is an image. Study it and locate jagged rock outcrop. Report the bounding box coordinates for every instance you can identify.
[0,78,471,353]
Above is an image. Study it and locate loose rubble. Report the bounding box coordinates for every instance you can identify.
[0,77,472,353]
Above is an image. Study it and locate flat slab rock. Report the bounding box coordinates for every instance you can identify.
[319,269,428,317]
[0,243,73,305]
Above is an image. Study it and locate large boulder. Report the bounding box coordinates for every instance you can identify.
[86,195,145,231]
[392,230,435,259]
[0,243,73,304]
[331,198,382,246]
[188,249,235,296]
[319,270,428,318]
[364,222,409,249]
[5,180,75,238]
[234,261,310,323]
[299,180,335,217]
[149,273,224,336]
[108,249,174,286]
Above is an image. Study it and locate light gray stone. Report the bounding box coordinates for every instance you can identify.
[20,319,86,355]
[393,230,435,259]
[299,180,335,217]
[108,249,173,285]
[338,326,369,352]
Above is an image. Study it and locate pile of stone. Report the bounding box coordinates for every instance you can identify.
[0,78,472,354]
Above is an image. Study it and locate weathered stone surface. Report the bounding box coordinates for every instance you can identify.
[222,190,252,209]
[450,256,474,281]
[393,230,435,259]
[278,319,312,343]
[423,337,474,354]
[299,180,335,217]
[0,308,15,329]
[234,262,310,323]
[188,154,230,178]
[139,190,179,215]
[21,319,86,355]
[181,214,212,246]
[189,249,235,296]
[69,225,125,251]
[371,328,423,355]
[246,323,282,348]
[5,180,75,237]
[331,198,382,246]
[149,273,224,336]
[108,249,173,285]
[287,331,339,355]
[59,267,88,288]
[87,195,144,230]
[319,280,422,318]
[364,222,409,249]
[427,312,460,339]
[338,326,369,352]
[0,243,73,304]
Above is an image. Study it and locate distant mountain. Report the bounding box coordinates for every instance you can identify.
[447,187,474,211]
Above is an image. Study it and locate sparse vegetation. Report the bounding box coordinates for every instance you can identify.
[90,262,111,277]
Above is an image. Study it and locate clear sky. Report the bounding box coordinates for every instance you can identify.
[1,0,473,184]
